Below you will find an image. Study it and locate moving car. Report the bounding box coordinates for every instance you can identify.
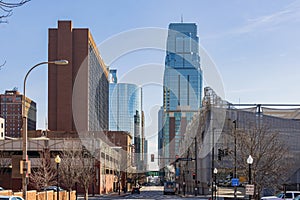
[163,181,176,195]
[0,196,24,200]
[131,187,140,194]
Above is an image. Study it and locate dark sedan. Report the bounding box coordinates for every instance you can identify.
[131,187,140,194]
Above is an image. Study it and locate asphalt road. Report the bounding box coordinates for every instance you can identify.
[87,186,209,200]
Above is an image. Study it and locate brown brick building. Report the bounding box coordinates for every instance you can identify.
[48,20,109,133]
[0,90,36,138]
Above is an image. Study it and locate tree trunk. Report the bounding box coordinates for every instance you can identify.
[84,189,89,200]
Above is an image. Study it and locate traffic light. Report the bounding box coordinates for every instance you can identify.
[192,173,196,179]
[224,148,229,156]
[151,154,154,162]
[218,149,224,161]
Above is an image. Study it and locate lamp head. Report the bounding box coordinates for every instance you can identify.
[247,155,253,164]
[55,155,61,164]
[53,60,68,65]
[213,168,218,174]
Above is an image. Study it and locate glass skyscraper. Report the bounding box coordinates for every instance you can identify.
[162,23,202,166]
[109,70,141,136]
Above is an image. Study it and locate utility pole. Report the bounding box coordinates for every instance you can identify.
[211,128,215,200]
[233,120,237,200]
[195,136,198,196]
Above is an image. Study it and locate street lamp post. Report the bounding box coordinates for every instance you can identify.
[211,128,215,200]
[213,168,218,200]
[22,60,68,200]
[55,155,61,200]
[247,155,253,200]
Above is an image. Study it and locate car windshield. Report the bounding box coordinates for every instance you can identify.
[164,182,175,187]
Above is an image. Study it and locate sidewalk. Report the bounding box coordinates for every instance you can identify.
[77,191,129,199]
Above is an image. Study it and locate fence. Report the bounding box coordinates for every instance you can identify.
[0,190,76,200]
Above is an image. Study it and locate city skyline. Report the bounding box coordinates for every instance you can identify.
[1,1,300,170]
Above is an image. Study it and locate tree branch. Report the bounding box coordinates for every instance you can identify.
[0,60,6,70]
[0,0,30,23]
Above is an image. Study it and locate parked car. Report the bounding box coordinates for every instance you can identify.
[163,181,176,195]
[276,191,300,200]
[0,196,24,200]
[131,187,140,194]
[261,196,282,200]
[41,186,64,192]
[294,195,300,200]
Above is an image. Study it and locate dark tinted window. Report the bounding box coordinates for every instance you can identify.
[285,193,293,198]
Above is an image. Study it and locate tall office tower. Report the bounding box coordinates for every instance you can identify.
[48,21,109,133]
[143,139,148,171]
[108,70,143,170]
[157,106,164,169]
[0,90,36,138]
[162,23,202,166]
[109,70,141,135]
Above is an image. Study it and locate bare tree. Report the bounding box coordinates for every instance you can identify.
[0,0,30,23]
[59,142,96,200]
[60,143,82,193]
[235,123,290,199]
[29,149,56,190]
[0,151,12,186]
[78,148,96,200]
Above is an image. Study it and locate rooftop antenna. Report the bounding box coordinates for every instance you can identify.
[181,14,183,23]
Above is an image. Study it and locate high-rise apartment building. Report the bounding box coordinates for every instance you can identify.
[0,90,36,137]
[48,21,109,133]
[162,23,202,167]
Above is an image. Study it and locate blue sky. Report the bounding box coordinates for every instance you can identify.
[1,0,300,169]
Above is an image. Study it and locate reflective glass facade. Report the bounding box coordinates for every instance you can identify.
[109,83,141,136]
[163,23,202,110]
[162,23,202,164]
[88,43,109,132]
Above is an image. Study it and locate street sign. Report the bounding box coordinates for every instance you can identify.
[245,184,254,195]
[231,178,239,186]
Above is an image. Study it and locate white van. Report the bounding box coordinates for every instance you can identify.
[276,191,300,200]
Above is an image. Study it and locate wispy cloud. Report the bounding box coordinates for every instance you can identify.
[203,1,300,39]
[234,2,300,34]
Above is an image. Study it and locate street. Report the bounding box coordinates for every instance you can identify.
[81,186,209,200]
